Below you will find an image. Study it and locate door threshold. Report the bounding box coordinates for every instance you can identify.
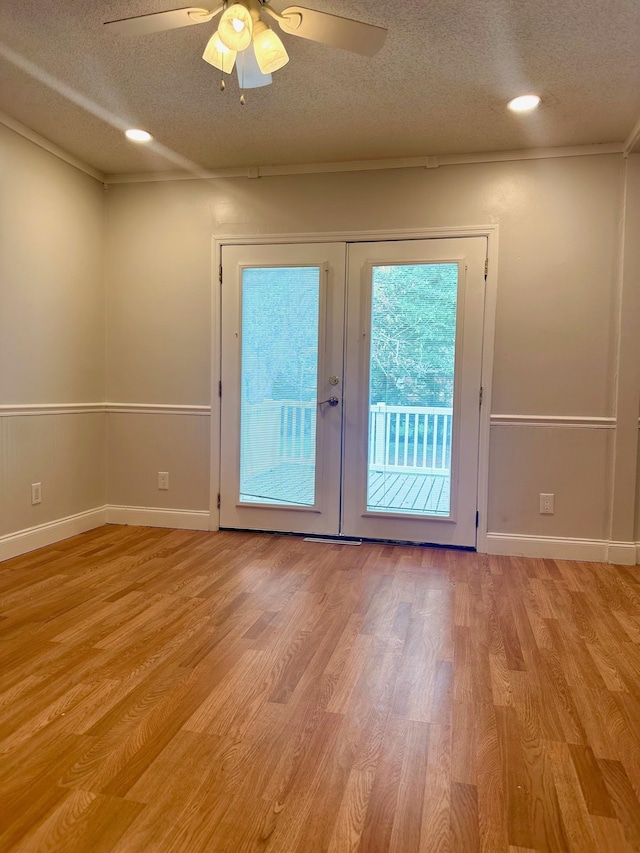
[219,528,476,551]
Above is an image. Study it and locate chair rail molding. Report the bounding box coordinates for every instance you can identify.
[489,414,616,429]
[105,403,211,416]
[0,403,105,416]
[0,403,211,416]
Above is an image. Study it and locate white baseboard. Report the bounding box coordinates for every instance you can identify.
[607,542,638,566]
[486,533,638,565]
[0,506,107,563]
[106,505,210,531]
[2,512,634,565]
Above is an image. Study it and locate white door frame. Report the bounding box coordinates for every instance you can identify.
[210,225,499,552]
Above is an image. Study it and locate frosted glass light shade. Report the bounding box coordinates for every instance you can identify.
[218,4,253,51]
[236,42,272,88]
[252,21,289,74]
[202,30,237,73]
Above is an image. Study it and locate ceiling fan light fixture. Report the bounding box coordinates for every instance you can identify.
[105,3,389,100]
[218,3,253,51]
[203,30,237,72]
[236,42,273,88]
[252,21,289,74]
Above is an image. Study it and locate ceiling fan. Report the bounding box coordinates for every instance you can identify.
[104,1,387,101]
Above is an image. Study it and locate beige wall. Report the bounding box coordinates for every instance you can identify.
[105,181,211,405]
[626,155,640,543]
[0,125,106,537]
[106,156,622,414]
[0,413,105,537]
[0,125,105,404]
[107,412,210,510]
[637,433,640,540]
[2,119,638,558]
[609,153,640,546]
[105,154,632,544]
[488,426,612,540]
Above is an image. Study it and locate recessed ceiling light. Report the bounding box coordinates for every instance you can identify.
[125,128,153,143]
[507,94,541,113]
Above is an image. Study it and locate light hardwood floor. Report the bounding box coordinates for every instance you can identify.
[1,525,640,852]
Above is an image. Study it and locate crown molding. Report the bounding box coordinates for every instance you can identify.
[1,105,628,187]
[0,111,105,182]
[105,142,625,185]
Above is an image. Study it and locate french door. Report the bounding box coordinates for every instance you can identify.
[219,237,486,547]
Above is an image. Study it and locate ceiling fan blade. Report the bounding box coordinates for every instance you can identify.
[277,7,387,56]
[236,44,273,89]
[104,6,221,36]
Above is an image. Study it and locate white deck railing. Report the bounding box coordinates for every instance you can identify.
[278,401,316,461]
[369,403,452,474]
[242,400,453,476]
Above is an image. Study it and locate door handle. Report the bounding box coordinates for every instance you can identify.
[319,396,340,407]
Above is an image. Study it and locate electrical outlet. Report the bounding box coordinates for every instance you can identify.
[158,472,169,490]
[539,493,554,514]
[31,482,42,505]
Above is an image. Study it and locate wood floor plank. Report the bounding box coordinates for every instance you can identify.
[590,815,635,853]
[568,743,616,818]
[362,717,410,850]
[475,700,509,852]
[1,525,640,851]
[599,757,640,851]
[548,740,599,852]
[388,719,430,853]
[112,731,235,852]
[258,711,345,853]
[451,700,476,786]
[11,788,144,853]
[419,722,451,852]
[450,781,480,853]
[495,705,536,849]
[0,779,69,850]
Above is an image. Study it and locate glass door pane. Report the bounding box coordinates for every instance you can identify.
[220,238,484,546]
[342,238,486,547]
[367,263,458,517]
[219,242,346,536]
[239,266,320,508]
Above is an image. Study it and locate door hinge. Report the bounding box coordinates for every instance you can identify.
[476,510,479,528]
[218,380,222,398]
[217,493,221,509]
[479,385,483,407]
[219,264,223,284]
[484,258,488,279]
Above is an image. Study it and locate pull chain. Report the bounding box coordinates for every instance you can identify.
[239,50,246,104]
[219,1,228,92]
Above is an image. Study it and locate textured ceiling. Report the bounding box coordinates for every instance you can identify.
[0,0,639,176]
